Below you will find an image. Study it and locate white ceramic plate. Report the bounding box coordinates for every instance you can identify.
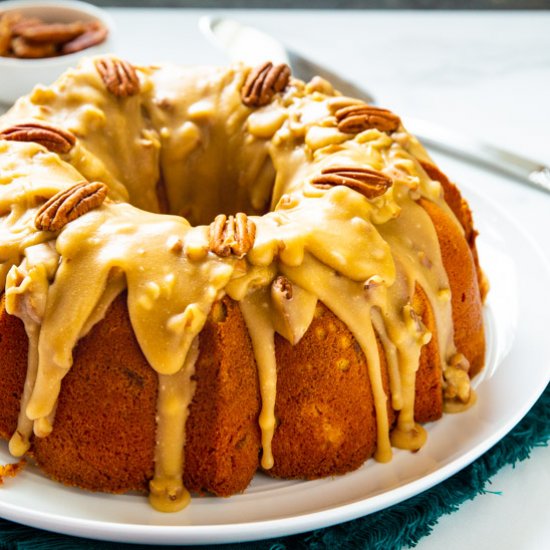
[0,182,549,545]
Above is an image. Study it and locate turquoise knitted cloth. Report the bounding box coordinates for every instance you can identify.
[0,383,548,550]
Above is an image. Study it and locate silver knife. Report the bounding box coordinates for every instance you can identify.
[200,16,550,195]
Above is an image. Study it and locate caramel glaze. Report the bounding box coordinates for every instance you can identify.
[0,58,485,511]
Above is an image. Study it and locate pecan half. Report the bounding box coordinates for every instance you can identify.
[18,21,86,44]
[335,104,401,134]
[10,17,42,35]
[311,166,392,199]
[61,21,108,55]
[241,61,291,107]
[0,12,21,55]
[35,181,108,232]
[10,36,56,58]
[209,213,256,257]
[95,57,140,98]
[0,122,76,154]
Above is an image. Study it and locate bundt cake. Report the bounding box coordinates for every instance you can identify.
[0,57,486,512]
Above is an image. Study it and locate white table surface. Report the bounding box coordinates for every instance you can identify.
[2,8,549,549]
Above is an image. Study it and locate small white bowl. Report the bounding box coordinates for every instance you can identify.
[0,0,116,105]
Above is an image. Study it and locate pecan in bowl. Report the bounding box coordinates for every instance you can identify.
[0,1,115,104]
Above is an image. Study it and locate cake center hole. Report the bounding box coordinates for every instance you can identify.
[156,157,276,226]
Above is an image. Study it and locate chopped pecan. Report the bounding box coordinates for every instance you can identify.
[209,213,256,257]
[0,122,76,154]
[335,104,401,134]
[311,166,392,199]
[449,352,471,373]
[364,275,384,291]
[272,275,293,300]
[61,21,108,55]
[443,364,471,403]
[95,57,140,98]
[35,181,108,232]
[241,61,291,107]
[305,75,334,96]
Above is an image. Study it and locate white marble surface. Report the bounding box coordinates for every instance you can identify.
[1,8,549,549]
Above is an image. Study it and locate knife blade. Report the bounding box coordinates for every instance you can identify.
[200,16,550,195]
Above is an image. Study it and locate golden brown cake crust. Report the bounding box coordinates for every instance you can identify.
[413,283,443,423]
[183,296,261,497]
[32,292,158,493]
[269,302,395,479]
[419,198,486,377]
[0,293,27,442]
[0,292,262,496]
[420,160,487,302]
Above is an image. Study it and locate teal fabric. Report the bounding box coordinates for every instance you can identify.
[0,383,548,550]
